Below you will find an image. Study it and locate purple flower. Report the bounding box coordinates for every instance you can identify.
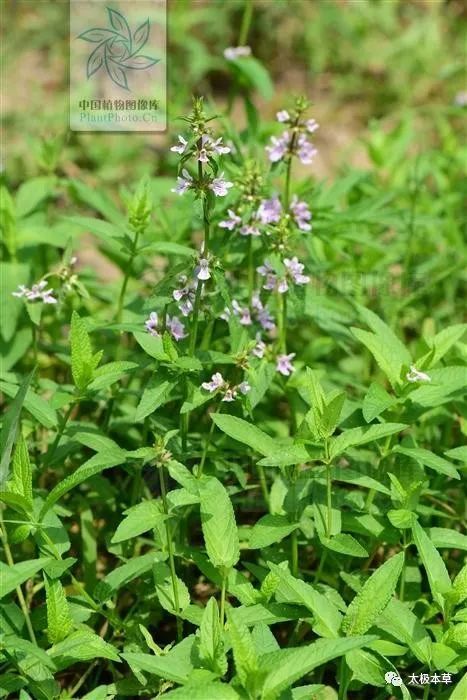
[145,311,160,337]
[240,224,261,237]
[277,278,289,294]
[306,118,319,134]
[197,135,230,163]
[219,209,242,231]
[257,196,282,225]
[12,280,57,304]
[252,336,266,358]
[276,110,290,123]
[210,136,231,156]
[238,381,251,395]
[171,168,193,195]
[224,46,251,60]
[202,372,225,392]
[257,307,275,331]
[166,315,187,341]
[284,257,310,285]
[232,299,252,325]
[290,195,312,232]
[170,135,188,154]
[209,173,233,197]
[297,134,317,165]
[222,389,236,402]
[276,353,296,376]
[196,258,211,281]
[173,276,196,316]
[265,131,290,163]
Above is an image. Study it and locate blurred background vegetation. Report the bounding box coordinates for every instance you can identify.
[2,0,466,186]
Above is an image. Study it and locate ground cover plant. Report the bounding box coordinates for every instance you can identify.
[1,1,466,699]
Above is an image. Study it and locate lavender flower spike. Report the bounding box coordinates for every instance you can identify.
[276,110,290,123]
[290,195,312,232]
[166,315,187,341]
[12,280,57,304]
[276,353,296,376]
[266,132,290,163]
[257,196,282,225]
[219,209,241,230]
[284,257,310,285]
[145,312,160,336]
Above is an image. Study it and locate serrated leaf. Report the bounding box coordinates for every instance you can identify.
[268,562,342,638]
[212,414,276,456]
[70,311,101,391]
[154,561,190,614]
[0,380,57,429]
[393,445,460,479]
[199,476,240,570]
[249,515,299,549]
[122,636,195,684]
[321,533,368,558]
[111,500,168,543]
[430,528,467,551]
[412,519,451,607]
[341,552,404,635]
[44,575,73,644]
[198,597,227,676]
[329,423,407,459]
[228,608,259,695]
[362,383,396,423]
[9,434,33,503]
[0,558,51,598]
[260,636,375,700]
[48,629,120,668]
[135,379,175,421]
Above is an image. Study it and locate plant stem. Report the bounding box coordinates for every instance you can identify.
[277,291,287,353]
[291,529,298,577]
[324,439,332,538]
[399,529,407,602]
[115,227,142,324]
[0,510,37,645]
[159,465,183,642]
[247,235,254,297]
[198,403,221,478]
[220,573,227,628]
[239,0,254,46]
[45,400,75,465]
[257,463,269,510]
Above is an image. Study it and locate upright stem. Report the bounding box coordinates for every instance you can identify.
[291,529,298,577]
[247,235,254,297]
[324,439,332,538]
[159,465,183,642]
[0,511,37,644]
[116,226,142,324]
[257,463,269,510]
[399,530,407,602]
[198,403,221,478]
[277,291,287,354]
[220,573,227,628]
[239,0,253,46]
[45,401,75,465]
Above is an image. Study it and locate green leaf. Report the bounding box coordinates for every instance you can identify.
[122,636,195,684]
[94,552,164,602]
[15,176,56,218]
[0,557,51,598]
[111,500,169,543]
[351,319,410,388]
[249,515,299,549]
[329,423,407,459]
[321,533,368,558]
[268,562,342,638]
[227,57,274,100]
[445,446,467,463]
[49,629,120,669]
[44,574,73,644]
[430,528,467,551]
[160,683,240,700]
[321,391,346,438]
[228,608,260,696]
[362,383,397,423]
[39,449,126,520]
[409,366,466,407]
[377,598,432,664]
[70,311,102,391]
[199,476,240,570]
[0,262,29,341]
[0,370,34,486]
[424,323,467,367]
[450,672,467,700]
[412,519,451,607]
[154,561,190,614]
[260,636,375,700]
[211,414,276,456]
[0,380,57,429]
[341,552,404,635]
[88,361,137,391]
[198,597,227,676]
[9,434,33,504]
[134,330,169,360]
[134,379,175,422]
[393,446,460,479]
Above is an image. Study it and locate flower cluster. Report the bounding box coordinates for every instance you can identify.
[145,311,187,341]
[172,275,196,316]
[265,106,319,166]
[12,279,57,304]
[276,353,296,376]
[257,257,310,294]
[220,292,275,333]
[220,194,312,236]
[201,372,250,402]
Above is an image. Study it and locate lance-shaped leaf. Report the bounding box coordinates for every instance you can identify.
[199,476,240,570]
[111,500,169,543]
[228,609,261,696]
[0,558,51,598]
[341,552,404,635]
[198,597,227,676]
[9,434,33,504]
[0,370,34,486]
[44,574,73,644]
[412,519,452,607]
[70,311,102,391]
[329,423,407,459]
[211,414,277,456]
